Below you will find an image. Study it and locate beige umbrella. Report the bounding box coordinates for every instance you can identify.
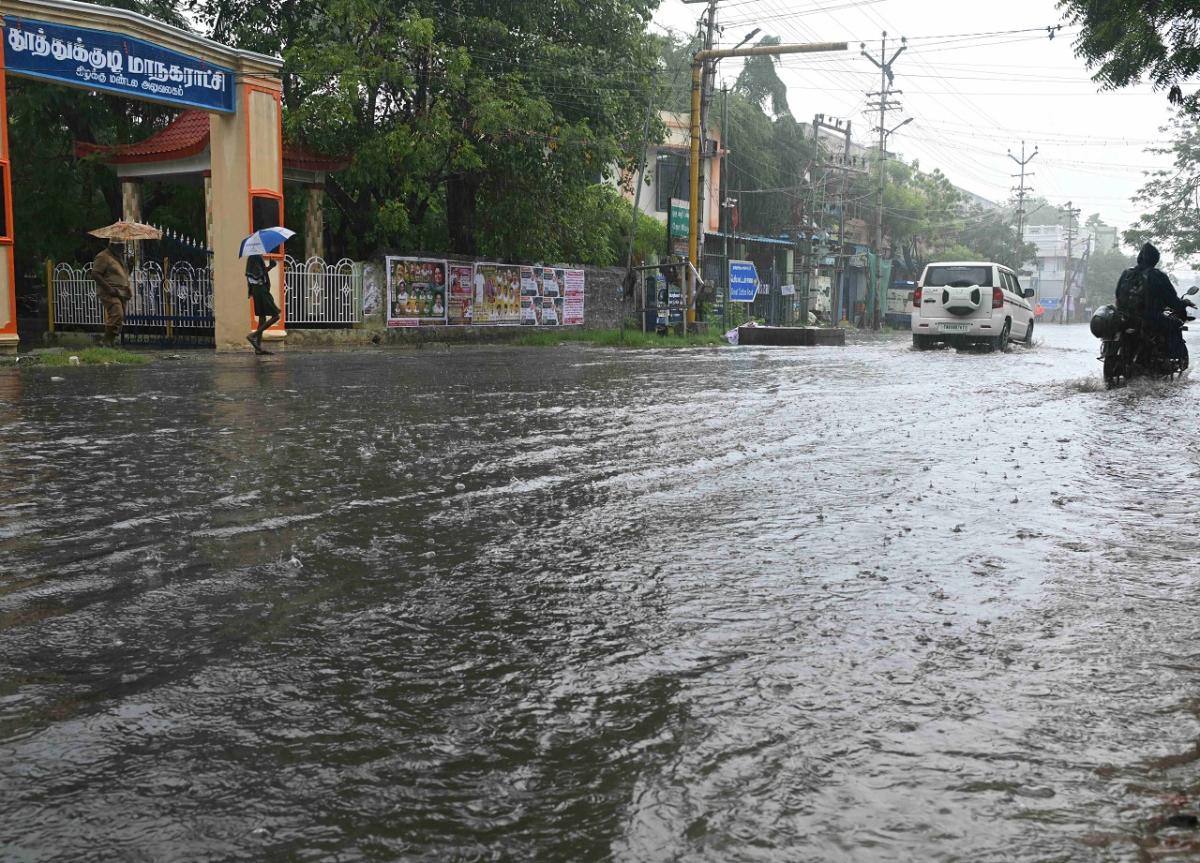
[88,221,163,241]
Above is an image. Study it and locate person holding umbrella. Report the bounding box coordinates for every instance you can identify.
[240,226,294,355]
[91,240,132,346]
[88,221,161,347]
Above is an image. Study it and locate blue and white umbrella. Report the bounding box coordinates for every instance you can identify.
[239,226,295,258]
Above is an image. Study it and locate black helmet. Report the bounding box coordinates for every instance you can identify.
[1090,304,1123,339]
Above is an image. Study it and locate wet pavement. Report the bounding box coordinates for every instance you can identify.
[3,324,1200,861]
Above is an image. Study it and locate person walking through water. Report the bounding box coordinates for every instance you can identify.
[245,253,279,354]
[91,240,132,347]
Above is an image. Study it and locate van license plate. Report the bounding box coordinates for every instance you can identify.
[939,323,970,333]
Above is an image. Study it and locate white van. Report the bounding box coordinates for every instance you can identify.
[911,261,1035,351]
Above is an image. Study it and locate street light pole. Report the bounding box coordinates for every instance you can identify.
[688,39,848,326]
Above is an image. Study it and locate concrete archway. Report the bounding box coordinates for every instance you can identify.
[0,0,286,352]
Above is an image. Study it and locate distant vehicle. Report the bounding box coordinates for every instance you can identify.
[911,261,1035,351]
[885,279,915,329]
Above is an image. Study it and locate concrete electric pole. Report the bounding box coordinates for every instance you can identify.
[1059,201,1080,322]
[1008,141,1038,257]
[862,32,905,329]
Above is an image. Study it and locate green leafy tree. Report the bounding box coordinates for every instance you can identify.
[735,36,790,117]
[190,0,661,262]
[1058,0,1200,110]
[1123,115,1200,256]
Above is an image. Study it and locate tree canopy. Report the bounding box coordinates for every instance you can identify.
[189,0,663,261]
[1123,116,1200,256]
[1059,0,1200,110]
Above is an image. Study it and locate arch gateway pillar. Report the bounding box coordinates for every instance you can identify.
[0,0,286,352]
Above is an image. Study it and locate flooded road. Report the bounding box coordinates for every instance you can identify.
[3,325,1200,861]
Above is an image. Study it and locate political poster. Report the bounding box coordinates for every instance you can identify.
[387,257,447,327]
[540,297,563,326]
[474,262,522,324]
[520,266,541,298]
[521,296,539,325]
[562,269,585,326]
[447,262,475,325]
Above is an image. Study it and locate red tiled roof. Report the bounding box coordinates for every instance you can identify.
[76,110,349,172]
[108,110,210,163]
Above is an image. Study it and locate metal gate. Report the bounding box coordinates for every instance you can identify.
[52,260,215,346]
[53,255,364,344]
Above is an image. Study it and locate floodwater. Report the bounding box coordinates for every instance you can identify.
[2,325,1200,861]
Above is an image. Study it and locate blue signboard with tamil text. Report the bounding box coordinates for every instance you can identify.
[4,17,235,113]
[729,259,760,303]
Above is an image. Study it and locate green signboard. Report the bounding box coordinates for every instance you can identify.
[669,198,689,238]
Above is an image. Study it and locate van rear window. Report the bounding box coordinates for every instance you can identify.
[924,266,992,288]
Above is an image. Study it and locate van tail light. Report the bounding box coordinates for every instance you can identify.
[992,287,1003,309]
[912,287,922,307]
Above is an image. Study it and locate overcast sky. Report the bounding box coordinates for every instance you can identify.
[652,0,1181,253]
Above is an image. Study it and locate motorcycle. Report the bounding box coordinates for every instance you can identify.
[1090,285,1199,386]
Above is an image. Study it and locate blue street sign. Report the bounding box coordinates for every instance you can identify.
[4,17,236,113]
[729,259,760,303]
[1040,297,1060,310]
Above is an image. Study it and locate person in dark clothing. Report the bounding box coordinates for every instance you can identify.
[245,253,280,355]
[91,241,132,346]
[1134,242,1190,360]
[1136,243,1188,323]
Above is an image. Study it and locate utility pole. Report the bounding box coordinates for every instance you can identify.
[698,0,718,315]
[687,38,848,325]
[1008,141,1038,258]
[720,84,730,331]
[812,114,862,325]
[1058,201,1080,323]
[862,32,906,329]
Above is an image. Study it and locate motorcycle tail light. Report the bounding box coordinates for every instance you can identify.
[992,287,1003,309]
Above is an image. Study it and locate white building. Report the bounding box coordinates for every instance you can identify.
[1023,222,1118,316]
[618,111,722,235]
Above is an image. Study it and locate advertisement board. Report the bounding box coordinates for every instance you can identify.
[386,257,447,327]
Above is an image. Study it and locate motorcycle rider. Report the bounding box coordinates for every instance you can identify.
[1132,242,1190,362]
[1136,242,1187,318]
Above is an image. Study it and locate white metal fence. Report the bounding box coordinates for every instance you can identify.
[52,262,104,326]
[52,255,363,329]
[283,255,362,325]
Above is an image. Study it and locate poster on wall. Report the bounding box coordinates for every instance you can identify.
[520,266,541,298]
[387,257,447,327]
[539,296,563,326]
[562,268,585,326]
[473,262,522,324]
[447,263,475,325]
[521,296,538,325]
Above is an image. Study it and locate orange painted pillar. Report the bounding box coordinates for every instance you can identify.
[209,78,286,349]
[0,58,18,354]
